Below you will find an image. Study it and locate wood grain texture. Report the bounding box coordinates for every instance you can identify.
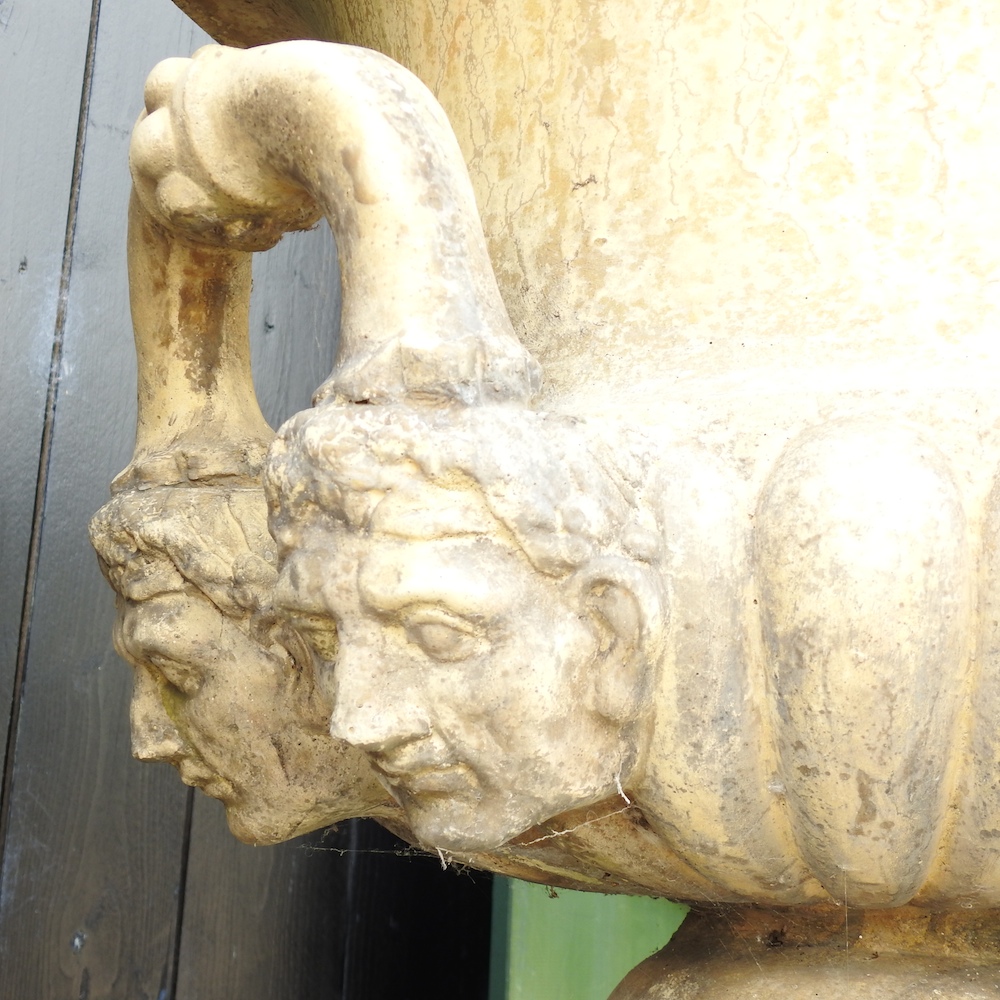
[1,1,494,994]
[177,800,350,999]
[0,0,93,789]
[0,1,209,995]
[178,811,493,1000]
[337,820,493,999]
[248,220,340,431]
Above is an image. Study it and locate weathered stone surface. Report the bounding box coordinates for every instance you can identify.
[87,3,1000,993]
[610,906,1000,999]
[88,29,1000,897]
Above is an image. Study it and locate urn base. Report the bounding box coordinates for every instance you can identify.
[610,905,1000,999]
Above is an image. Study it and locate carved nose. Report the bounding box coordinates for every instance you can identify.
[328,634,428,752]
[130,669,186,762]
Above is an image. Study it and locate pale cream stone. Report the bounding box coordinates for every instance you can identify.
[127,41,540,406]
[89,194,398,845]
[90,480,397,844]
[89,91,730,896]
[87,5,1000,992]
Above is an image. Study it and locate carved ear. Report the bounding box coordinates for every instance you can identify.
[251,611,334,732]
[571,557,665,724]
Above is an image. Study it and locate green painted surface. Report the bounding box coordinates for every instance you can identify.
[490,878,688,1000]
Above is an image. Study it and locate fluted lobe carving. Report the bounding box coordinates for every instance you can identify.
[756,420,970,906]
[92,40,1000,921]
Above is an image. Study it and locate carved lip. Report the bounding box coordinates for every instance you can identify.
[371,736,451,776]
[373,758,477,796]
[177,759,232,799]
[397,765,476,796]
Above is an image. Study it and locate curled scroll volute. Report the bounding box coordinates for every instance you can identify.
[126,40,540,482]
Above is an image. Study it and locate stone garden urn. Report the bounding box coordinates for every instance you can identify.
[89,1,1000,996]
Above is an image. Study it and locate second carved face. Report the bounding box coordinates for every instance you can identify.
[90,484,396,844]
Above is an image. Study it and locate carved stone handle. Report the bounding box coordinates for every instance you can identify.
[128,41,541,409]
[117,192,272,489]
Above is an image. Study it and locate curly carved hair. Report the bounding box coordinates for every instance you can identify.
[265,402,663,579]
[265,401,669,732]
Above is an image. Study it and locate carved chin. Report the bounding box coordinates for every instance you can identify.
[404,793,551,853]
[223,799,311,846]
[413,814,522,854]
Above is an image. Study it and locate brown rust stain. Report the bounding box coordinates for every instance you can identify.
[176,248,230,392]
[141,213,171,297]
[853,769,878,832]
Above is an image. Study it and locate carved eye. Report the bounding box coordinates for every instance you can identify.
[150,657,201,697]
[403,611,482,662]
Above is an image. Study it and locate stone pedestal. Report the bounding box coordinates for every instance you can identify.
[612,907,1000,999]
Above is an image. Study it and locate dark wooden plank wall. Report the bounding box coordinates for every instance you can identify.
[0,0,94,792]
[0,0,493,995]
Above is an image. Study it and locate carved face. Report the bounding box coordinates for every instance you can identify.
[91,486,393,844]
[276,521,628,853]
[118,592,394,843]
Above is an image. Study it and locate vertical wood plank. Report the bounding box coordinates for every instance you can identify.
[0,0,93,788]
[176,801,350,999]
[337,821,493,998]
[248,222,340,431]
[179,811,494,1000]
[0,1,211,996]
